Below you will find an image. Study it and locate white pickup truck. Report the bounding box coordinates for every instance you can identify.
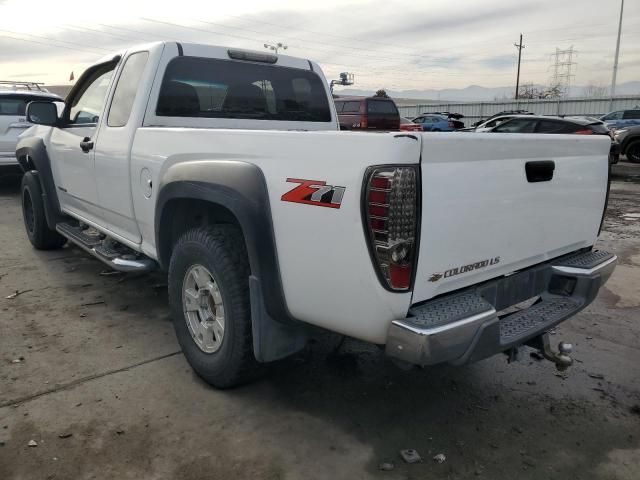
[16,41,616,388]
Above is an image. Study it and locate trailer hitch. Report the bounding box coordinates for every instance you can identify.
[526,333,573,371]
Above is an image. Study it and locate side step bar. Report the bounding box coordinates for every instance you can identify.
[56,222,156,273]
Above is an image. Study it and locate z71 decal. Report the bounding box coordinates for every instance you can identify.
[281,178,346,209]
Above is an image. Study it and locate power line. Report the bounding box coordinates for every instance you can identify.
[63,24,142,43]
[97,23,165,42]
[0,31,106,55]
[146,16,531,67]
[0,28,110,54]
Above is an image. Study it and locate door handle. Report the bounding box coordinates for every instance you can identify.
[525,160,555,182]
[80,137,94,153]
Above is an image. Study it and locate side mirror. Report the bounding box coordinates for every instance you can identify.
[26,101,59,126]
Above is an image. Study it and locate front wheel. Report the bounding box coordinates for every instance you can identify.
[168,225,262,388]
[626,140,640,163]
[21,172,66,250]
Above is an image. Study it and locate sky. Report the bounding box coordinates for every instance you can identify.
[0,0,638,92]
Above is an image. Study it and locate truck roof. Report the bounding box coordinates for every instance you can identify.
[97,41,316,72]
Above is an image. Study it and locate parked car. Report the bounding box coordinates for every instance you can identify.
[0,86,62,173]
[419,112,465,129]
[472,110,532,127]
[488,115,620,163]
[17,41,615,388]
[334,96,400,131]
[399,116,422,132]
[412,114,460,131]
[613,125,640,163]
[600,109,640,130]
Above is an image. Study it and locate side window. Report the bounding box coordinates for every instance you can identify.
[68,68,114,125]
[342,101,361,113]
[536,120,569,133]
[623,110,640,119]
[413,117,423,123]
[334,102,344,113]
[603,111,623,120]
[493,118,536,133]
[108,52,149,127]
[490,117,512,128]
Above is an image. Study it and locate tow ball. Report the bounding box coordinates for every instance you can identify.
[526,333,574,371]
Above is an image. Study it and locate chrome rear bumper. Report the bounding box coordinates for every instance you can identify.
[386,250,617,366]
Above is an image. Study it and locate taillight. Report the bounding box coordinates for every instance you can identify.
[448,121,455,128]
[574,129,593,135]
[360,114,368,129]
[363,166,419,291]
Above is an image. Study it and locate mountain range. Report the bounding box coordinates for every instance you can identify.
[334,81,640,103]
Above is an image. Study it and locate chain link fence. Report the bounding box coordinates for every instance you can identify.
[398,96,640,127]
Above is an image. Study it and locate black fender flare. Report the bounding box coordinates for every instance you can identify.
[15,136,64,229]
[155,161,307,362]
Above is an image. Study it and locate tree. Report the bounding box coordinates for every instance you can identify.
[374,89,389,98]
[582,83,608,97]
[517,82,563,99]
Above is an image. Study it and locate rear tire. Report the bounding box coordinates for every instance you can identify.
[626,140,640,163]
[168,225,262,388]
[21,172,66,250]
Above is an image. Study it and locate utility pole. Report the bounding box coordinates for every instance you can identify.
[264,42,287,54]
[514,34,525,99]
[610,0,624,98]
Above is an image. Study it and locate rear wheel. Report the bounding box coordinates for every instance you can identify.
[626,140,640,163]
[21,172,66,250]
[168,225,262,388]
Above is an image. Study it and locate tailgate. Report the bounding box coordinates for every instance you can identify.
[0,116,30,155]
[412,133,610,303]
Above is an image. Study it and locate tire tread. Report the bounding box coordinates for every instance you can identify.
[168,225,262,388]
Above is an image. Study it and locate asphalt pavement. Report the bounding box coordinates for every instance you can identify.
[1,163,639,480]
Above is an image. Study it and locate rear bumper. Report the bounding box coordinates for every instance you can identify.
[386,249,616,366]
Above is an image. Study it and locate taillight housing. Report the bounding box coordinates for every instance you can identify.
[360,114,368,129]
[448,120,455,128]
[574,129,593,135]
[363,166,419,291]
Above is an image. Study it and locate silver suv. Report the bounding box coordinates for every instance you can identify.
[1,83,62,172]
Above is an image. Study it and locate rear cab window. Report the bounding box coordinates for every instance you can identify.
[366,99,398,115]
[623,110,640,119]
[156,56,331,122]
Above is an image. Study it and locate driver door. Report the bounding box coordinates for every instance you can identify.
[49,65,115,223]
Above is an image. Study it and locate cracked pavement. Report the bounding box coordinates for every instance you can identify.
[1,163,639,480]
